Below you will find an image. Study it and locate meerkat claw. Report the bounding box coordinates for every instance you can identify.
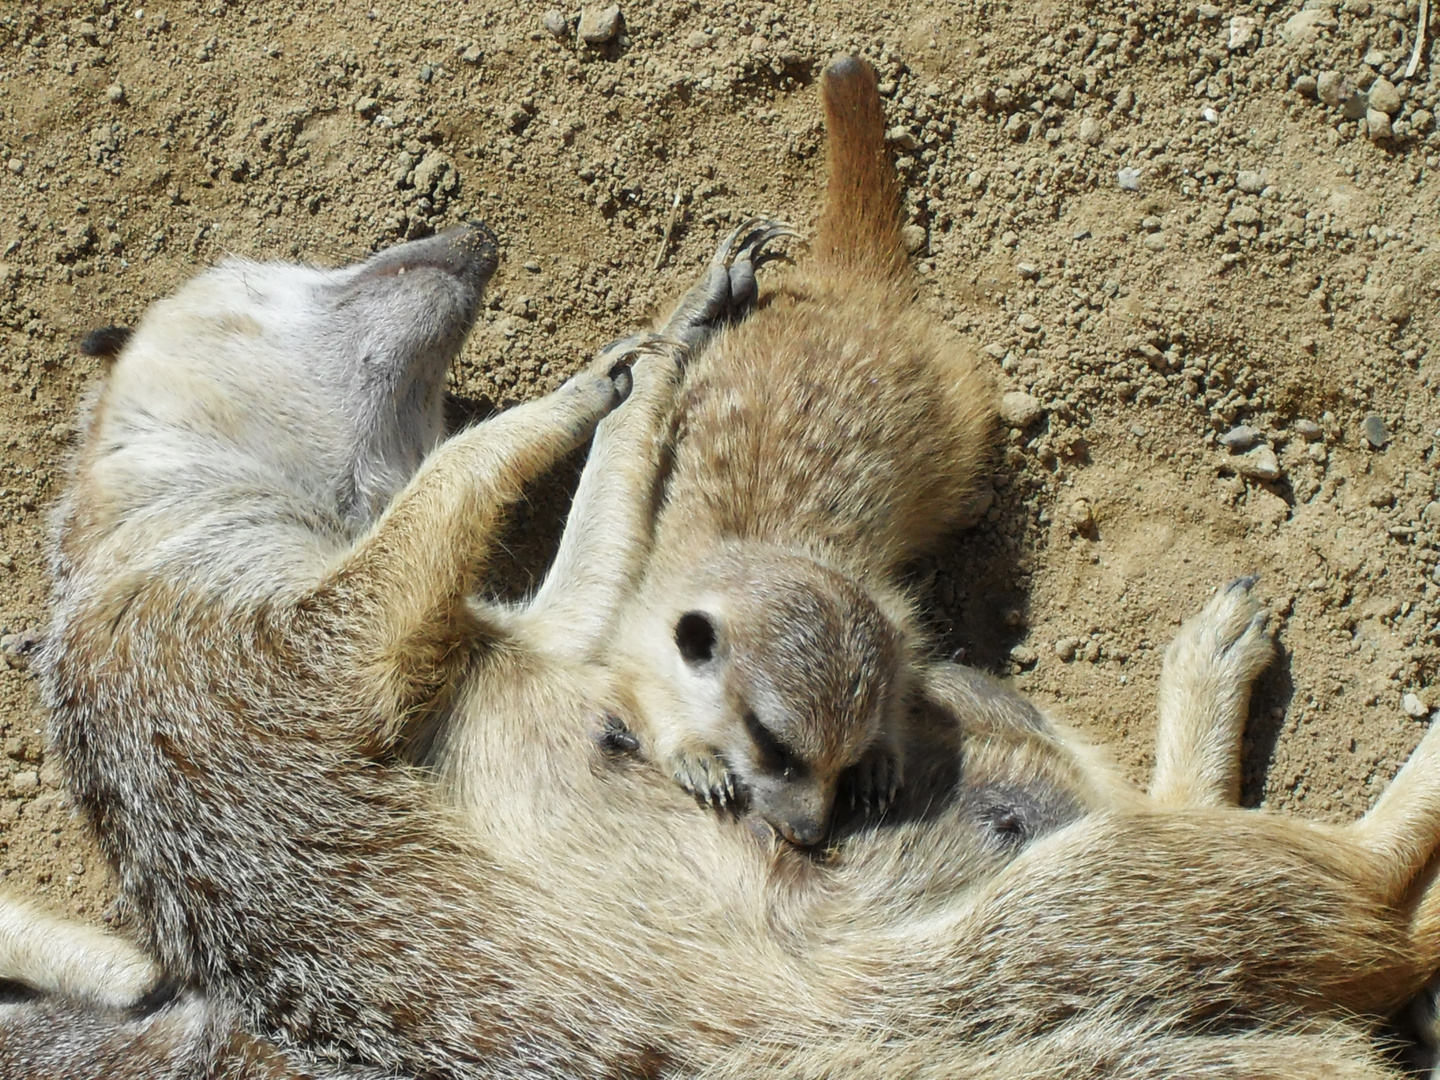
[658,218,797,354]
[671,748,744,815]
[842,746,901,819]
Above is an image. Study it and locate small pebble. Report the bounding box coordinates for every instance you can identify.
[1016,313,1042,333]
[1294,74,1318,98]
[1292,418,1323,442]
[1316,71,1348,107]
[1117,166,1141,191]
[1366,109,1393,140]
[104,82,125,104]
[1227,204,1261,227]
[1237,445,1281,481]
[10,771,38,797]
[1201,107,1219,122]
[901,224,927,254]
[1306,443,1328,464]
[1219,425,1263,452]
[1142,233,1166,251]
[1403,692,1430,719]
[1369,489,1396,508]
[1054,637,1080,661]
[1130,423,1148,439]
[999,391,1044,428]
[1009,645,1039,668]
[1016,262,1039,280]
[1341,92,1369,121]
[1066,498,1094,533]
[1367,77,1401,115]
[1360,414,1388,448]
[542,10,568,37]
[1227,15,1257,50]
[1078,116,1103,146]
[1000,229,1019,248]
[887,125,919,151]
[578,5,621,44]
[6,158,22,175]
[1235,170,1265,194]
[0,630,40,670]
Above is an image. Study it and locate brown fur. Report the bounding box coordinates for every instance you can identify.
[611,56,997,845]
[10,56,1440,1080]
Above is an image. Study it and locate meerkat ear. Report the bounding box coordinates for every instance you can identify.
[78,325,132,359]
[674,611,718,665]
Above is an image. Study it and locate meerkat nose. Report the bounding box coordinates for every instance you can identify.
[778,816,826,848]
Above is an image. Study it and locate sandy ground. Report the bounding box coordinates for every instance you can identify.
[1,0,1438,981]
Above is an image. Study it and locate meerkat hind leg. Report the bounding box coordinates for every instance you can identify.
[1150,576,1273,808]
[520,220,795,661]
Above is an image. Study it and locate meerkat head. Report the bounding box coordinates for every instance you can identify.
[87,224,499,533]
[655,548,907,847]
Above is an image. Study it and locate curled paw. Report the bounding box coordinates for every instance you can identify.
[661,217,798,352]
[669,747,747,814]
[841,744,902,818]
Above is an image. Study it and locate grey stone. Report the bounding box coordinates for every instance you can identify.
[901,224,927,254]
[1294,74,1318,98]
[1079,116,1103,146]
[578,6,622,44]
[1117,166,1141,190]
[1219,425,1263,452]
[1292,418,1323,442]
[1054,637,1080,661]
[542,10,569,37]
[1403,692,1431,719]
[1366,108,1393,140]
[1361,414,1388,448]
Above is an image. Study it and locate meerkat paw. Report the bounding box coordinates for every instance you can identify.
[842,744,903,817]
[1163,575,1274,694]
[659,217,797,352]
[668,746,746,813]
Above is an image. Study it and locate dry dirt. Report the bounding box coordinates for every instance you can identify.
[0,0,1438,971]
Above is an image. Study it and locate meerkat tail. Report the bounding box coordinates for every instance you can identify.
[814,55,908,282]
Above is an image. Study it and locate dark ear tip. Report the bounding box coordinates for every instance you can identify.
[79,325,132,358]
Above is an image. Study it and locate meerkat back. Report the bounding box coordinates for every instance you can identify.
[615,58,996,847]
[658,55,995,575]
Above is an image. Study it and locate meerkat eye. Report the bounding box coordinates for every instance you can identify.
[674,611,717,664]
[743,710,803,778]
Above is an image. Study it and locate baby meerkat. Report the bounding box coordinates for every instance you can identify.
[614,56,995,846]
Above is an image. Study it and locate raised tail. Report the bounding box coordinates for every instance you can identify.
[814,55,908,281]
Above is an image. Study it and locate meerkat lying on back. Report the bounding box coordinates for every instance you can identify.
[612,57,996,846]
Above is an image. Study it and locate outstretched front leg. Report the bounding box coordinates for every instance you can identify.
[516,220,794,660]
[1150,577,1273,807]
[305,369,626,746]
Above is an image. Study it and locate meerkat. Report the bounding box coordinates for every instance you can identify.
[19,56,1440,1080]
[610,56,996,847]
